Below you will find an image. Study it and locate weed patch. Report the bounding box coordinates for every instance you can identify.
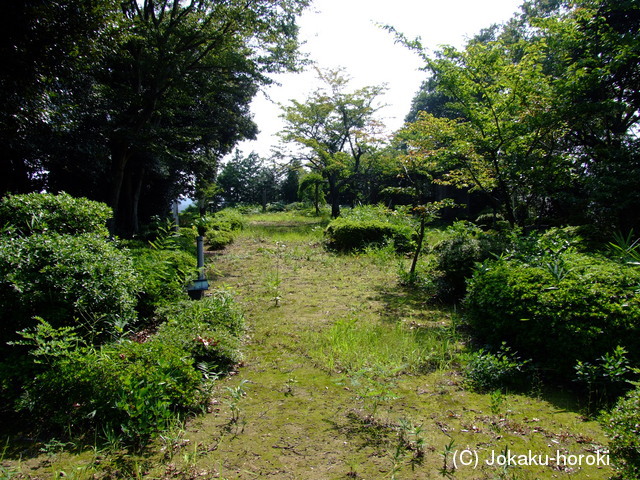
[309,314,458,375]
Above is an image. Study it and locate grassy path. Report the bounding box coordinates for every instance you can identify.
[0,215,616,480]
[147,216,613,480]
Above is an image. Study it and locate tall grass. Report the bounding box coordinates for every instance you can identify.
[309,315,458,375]
[243,211,330,243]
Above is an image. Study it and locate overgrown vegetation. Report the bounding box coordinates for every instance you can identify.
[0,194,245,448]
[3,0,640,476]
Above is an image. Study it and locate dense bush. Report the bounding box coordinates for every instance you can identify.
[204,209,245,250]
[129,248,196,316]
[210,208,246,231]
[0,193,245,446]
[15,322,201,444]
[464,343,531,392]
[325,205,414,252]
[0,233,140,343]
[9,290,244,444]
[464,252,640,379]
[0,192,111,237]
[428,221,506,301]
[155,292,245,371]
[605,384,640,479]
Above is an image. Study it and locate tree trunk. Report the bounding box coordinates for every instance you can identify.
[328,174,340,218]
[108,140,131,235]
[131,166,145,236]
[409,214,426,283]
[314,183,320,215]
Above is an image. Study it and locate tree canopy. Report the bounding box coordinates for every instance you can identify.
[1,0,309,235]
[279,68,387,217]
[395,0,640,231]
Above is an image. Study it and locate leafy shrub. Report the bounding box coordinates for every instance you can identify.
[605,384,640,479]
[325,218,414,252]
[203,209,245,250]
[9,289,245,445]
[324,206,415,252]
[15,323,201,444]
[575,346,637,403]
[155,291,245,371]
[266,201,287,212]
[206,229,236,250]
[129,248,196,316]
[0,192,111,237]
[210,208,246,232]
[428,221,506,301]
[171,227,198,253]
[465,343,531,392]
[464,253,640,379]
[0,233,140,344]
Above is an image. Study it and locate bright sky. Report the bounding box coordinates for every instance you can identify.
[238,0,524,158]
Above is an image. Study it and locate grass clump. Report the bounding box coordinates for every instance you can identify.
[310,315,457,375]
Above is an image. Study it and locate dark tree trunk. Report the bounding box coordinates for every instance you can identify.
[131,166,145,236]
[108,139,131,235]
[314,183,320,215]
[409,214,426,282]
[328,174,340,218]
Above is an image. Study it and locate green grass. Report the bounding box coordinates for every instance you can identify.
[309,313,459,375]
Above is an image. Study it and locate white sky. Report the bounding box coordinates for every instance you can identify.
[238,0,524,158]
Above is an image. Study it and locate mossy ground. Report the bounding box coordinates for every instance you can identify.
[2,213,614,479]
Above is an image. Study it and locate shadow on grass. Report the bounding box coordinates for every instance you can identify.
[371,282,597,418]
[373,282,458,328]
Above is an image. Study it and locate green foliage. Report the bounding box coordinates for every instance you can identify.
[428,221,506,301]
[146,218,198,254]
[206,229,236,250]
[217,151,282,207]
[16,335,200,445]
[311,315,456,375]
[129,248,196,316]
[605,384,640,480]
[325,205,414,252]
[465,252,640,380]
[0,233,140,343]
[154,292,245,371]
[575,346,637,403]
[213,208,246,231]
[7,290,244,445]
[464,343,531,393]
[280,68,387,217]
[0,192,112,237]
[325,218,414,252]
[608,230,640,266]
[203,209,246,250]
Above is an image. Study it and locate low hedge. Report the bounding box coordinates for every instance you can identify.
[0,192,111,237]
[464,253,640,379]
[0,233,140,343]
[605,384,640,479]
[325,218,414,252]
